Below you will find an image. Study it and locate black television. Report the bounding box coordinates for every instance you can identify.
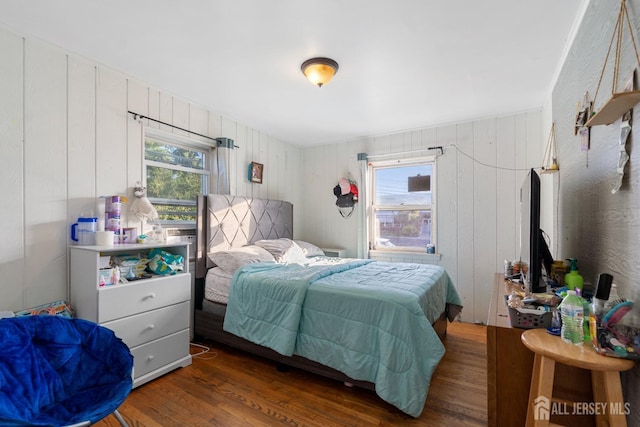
[520,169,553,293]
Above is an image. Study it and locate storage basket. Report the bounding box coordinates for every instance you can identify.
[591,300,640,360]
[504,295,552,329]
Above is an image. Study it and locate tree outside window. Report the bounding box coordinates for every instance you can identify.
[144,131,211,223]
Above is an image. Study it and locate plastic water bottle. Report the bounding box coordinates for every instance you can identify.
[560,290,584,345]
[575,288,590,343]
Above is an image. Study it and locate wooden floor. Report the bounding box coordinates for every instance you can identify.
[95,322,487,427]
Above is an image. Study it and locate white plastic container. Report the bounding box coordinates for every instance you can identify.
[71,217,97,245]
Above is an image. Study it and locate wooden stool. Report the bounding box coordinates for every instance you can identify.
[521,329,635,427]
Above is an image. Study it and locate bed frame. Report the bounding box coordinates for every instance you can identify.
[193,194,449,389]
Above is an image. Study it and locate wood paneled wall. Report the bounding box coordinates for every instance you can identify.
[300,112,544,323]
[0,27,302,312]
[553,0,640,299]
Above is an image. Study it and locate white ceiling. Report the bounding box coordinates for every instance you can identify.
[1,0,586,147]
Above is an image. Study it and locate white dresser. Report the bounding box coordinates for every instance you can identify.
[70,243,192,388]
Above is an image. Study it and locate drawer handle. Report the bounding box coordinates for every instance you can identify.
[147,355,155,361]
[145,293,156,300]
[147,324,155,330]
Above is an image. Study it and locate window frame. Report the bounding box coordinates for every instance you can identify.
[368,156,436,252]
[143,127,213,226]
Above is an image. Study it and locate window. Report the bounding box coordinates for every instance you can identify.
[144,129,212,224]
[370,159,434,251]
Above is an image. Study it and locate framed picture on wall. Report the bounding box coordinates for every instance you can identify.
[249,162,264,184]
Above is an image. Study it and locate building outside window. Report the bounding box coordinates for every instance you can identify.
[370,158,434,251]
[144,129,212,224]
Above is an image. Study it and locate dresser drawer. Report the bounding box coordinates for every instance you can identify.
[131,329,190,378]
[102,301,189,349]
[98,273,190,323]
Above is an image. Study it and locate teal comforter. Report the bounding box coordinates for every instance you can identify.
[223,259,462,417]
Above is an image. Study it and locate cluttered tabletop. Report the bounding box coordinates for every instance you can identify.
[501,267,639,361]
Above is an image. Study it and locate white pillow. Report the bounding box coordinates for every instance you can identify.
[254,238,308,264]
[207,245,275,273]
[294,240,325,257]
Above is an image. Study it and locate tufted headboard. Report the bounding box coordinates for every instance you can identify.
[195,194,293,279]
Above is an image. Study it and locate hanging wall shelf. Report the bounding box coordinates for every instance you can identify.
[585,90,640,126]
[585,0,640,127]
[541,123,559,174]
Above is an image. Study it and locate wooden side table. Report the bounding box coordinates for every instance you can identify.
[521,328,635,427]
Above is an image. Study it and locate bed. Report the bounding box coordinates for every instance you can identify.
[194,194,462,417]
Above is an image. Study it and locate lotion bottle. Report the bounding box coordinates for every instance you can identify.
[564,258,584,291]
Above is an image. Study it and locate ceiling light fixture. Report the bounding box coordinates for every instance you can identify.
[301,57,339,87]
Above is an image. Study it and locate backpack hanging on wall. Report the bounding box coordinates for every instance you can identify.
[333,177,358,218]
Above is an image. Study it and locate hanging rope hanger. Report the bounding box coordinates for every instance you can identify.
[541,123,559,173]
[586,0,640,127]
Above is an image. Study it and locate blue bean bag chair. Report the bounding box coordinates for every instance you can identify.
[0,316,133,426]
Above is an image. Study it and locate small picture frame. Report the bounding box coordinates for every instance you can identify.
[622,70,635,121]
[579,126,590,151]
[249,162,264,184]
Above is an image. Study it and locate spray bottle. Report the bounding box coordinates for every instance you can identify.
[564,258,584,291]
